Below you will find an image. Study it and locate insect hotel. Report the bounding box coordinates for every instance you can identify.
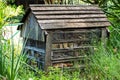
[18,4,110,70]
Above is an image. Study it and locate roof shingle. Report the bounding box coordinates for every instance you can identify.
[29,4,111,29]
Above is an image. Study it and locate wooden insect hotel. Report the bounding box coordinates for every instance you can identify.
[18,5,110,70]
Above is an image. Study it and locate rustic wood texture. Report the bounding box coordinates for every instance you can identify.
[101,28,107,46]
[36,14,106,19]
[38,18,108,23]
[49,28,101,68]
[21,13,45,41]
[33,11,104,15]
[40,22,110,29]
[28,4,110,29]
[30,4,98,7]
[25,45,45,69]
[45,32,53,71]
[31,6,101,11]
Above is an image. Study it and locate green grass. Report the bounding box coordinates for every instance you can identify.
[0,42,119,79]
[0,37,25,80]
[88,44,120,80]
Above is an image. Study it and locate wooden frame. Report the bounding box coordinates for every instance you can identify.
[18,5,110,70]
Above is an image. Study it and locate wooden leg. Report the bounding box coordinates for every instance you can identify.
[101,28,107,46]
[45,32,52,71]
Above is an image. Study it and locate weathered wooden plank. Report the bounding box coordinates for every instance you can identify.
[36,14,106,20]
[52,46,94,51]
[21,13,45,41]
[51,47,92,52]
[30,4,98,7]
[51,29,100,33]
[51,56,87,61]
[38,18,108,23]
[25,46,45,53]
[44,32,53,71]
[101,28,107,46]
[31,6,101,11]
[33,10,104,15]
[40,22,110,29]
[51,58,86,63]
[52,39,90,43]
[30,5,99,8]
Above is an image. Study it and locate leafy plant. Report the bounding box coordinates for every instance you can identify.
[0,1,24,80]
[0,0,24,29]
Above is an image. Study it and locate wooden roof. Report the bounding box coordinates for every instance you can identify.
[29,4,110,29]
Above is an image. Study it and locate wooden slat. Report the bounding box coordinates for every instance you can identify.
[33,11,104,15]
[52,39,90,43]
[31,6,101,11]
[30,4,98,7]
[36,14,106,20]
[51,56,87,61]
[52,29,100,33]
[40,22,110,29]
[51,58,85,63]
[51,47,92,53]
[25,46,45,53]
[52,46,94,51]
[38,18,108,23]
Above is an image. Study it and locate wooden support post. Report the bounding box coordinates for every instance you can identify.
[45,32,52,71]
[101,28,107,46]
